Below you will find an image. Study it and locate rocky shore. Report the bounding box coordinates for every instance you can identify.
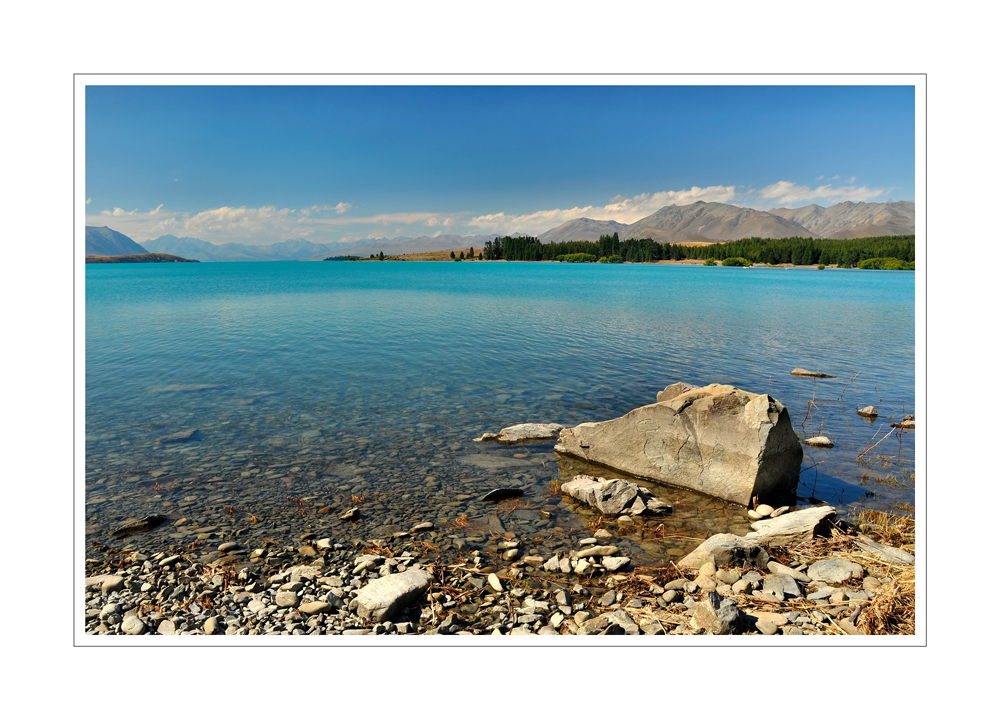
[84,501,914,637]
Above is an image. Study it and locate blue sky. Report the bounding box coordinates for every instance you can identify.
[85,85,915,245]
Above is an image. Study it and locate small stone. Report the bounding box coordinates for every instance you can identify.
[101,575,125,594]
[802,436,835,448]
[756,620,778,635]
[857,406,879,418]
[218,541,240,553]
[543,555,561,572]
[747,509,763,520]
[203,617,218,635]
[299,601,332,615]
[340,507,360,521]
[599,590,617,607]
[157,619,176,635]
[770,506,789,518]
[594,529,613,541]
[121,615,147,635]
[410,522,434,532]
[487,573,504,593]
[276,591,299,608]
[755,504,774,517]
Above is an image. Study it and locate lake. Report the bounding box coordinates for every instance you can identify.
[85,261,915,566]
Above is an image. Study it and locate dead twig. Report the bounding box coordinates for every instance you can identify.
[839,371,861,401]
[858,427,895,461]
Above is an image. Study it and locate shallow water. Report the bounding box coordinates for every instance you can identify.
[85,261,915,565]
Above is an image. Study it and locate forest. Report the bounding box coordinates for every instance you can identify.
[480,233,915,268]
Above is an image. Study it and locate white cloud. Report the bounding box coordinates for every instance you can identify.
[86,197,92,205]
[306,202,352,214]
[756,180,886,207]
[468,185,737,235]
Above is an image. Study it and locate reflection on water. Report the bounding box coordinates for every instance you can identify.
[86,262,915,565]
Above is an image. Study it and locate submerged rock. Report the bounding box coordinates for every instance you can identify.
[481,488,523,502]
[111,515,167,538]
[790,368,835,378]
[158,429,200,444]
[891,414,915,430]
[474,422,564,444]
[554,382,802,506]
[561,474,671,516]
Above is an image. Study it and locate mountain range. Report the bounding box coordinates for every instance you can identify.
[87,200,915,261]
[85,226,150,256]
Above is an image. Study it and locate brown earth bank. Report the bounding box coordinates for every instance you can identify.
[86,253,198,263]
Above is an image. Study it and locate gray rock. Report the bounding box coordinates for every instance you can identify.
[744,505,837,546]
[602,556,630,572]
[410,522,434,532]
[555,383,802,506]
[276,591,299,608]
[762,573,801,599]
[157,619,176,635]
[690,591,745,635]
[203,617,218,635]
[561,476,636,515]
[355,568,432,623]
[474,423,564,444]
[487,573,504,593]
[218,542,240,553]
[677,533,770,569]
[807,558,863,584]
[857,406,879,418]
[543,555,561,572]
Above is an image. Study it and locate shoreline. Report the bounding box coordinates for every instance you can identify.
[84,502,914,637]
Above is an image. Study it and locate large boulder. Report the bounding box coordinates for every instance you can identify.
[554,383,802,506]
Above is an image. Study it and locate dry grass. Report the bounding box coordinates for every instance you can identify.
[856,565,915,635]
[852,508,915,548]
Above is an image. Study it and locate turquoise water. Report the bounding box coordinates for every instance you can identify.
[85,262,915,562]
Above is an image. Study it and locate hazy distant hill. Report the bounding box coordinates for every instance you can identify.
[767,201,915,239]
[621,201,816,242]
[538,218,628,244]
[86,226,149,256]
[143,233,511,261]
